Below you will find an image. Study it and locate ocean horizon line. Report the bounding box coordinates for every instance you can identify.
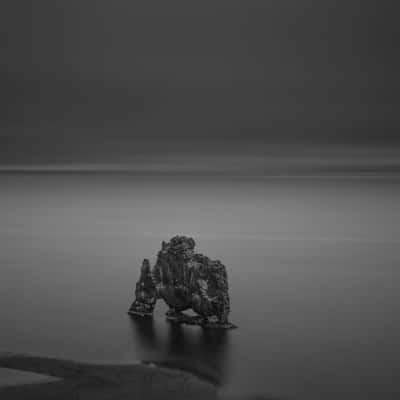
[0,163,400,179]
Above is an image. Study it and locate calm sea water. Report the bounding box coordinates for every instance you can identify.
[1,173,400,399]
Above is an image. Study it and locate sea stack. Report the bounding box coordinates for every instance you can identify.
[128,236,236,329]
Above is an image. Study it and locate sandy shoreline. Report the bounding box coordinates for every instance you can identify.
[0,352,218,399]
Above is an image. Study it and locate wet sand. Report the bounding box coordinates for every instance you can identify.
[0,352,217,400]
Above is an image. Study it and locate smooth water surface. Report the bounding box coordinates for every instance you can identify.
[1,173,400,399]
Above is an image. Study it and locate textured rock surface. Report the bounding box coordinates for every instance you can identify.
[129,259,157,316]
[128,236,236,329]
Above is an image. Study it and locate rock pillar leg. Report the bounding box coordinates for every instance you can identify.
[128,259,157,316]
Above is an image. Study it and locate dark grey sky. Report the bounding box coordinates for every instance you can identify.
[1,0,400,164]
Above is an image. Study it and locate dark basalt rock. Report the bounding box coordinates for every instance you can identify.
[129,259,157,316]
[128,236,236,329]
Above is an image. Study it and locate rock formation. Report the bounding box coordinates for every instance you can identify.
[128,236,236,329]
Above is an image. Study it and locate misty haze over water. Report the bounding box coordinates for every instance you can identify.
[1,173,399,399]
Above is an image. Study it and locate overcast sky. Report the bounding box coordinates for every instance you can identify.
[1,0,399,165]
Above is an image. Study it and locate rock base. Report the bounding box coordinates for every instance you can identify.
[127,310,153,317]
[165,312,237,329]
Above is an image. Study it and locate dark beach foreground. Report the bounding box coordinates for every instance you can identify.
[0,352,282,399]
[0,352,220,400]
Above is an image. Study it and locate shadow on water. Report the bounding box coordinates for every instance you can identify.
[128,315,231,385]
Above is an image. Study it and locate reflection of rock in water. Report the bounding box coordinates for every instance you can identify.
[128,316,230,385]
[198,329,229,379]
[128,314,159,348]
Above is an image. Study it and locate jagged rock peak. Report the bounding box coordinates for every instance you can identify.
[128,236,236,329]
